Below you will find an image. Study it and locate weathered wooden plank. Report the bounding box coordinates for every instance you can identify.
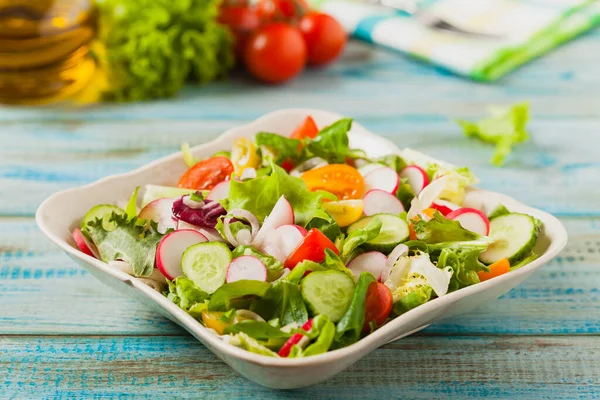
[0,217,597,335]
[1,117,599,216]
[1,335,598,398]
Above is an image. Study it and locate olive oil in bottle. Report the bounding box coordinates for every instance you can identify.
[0,0,96,104]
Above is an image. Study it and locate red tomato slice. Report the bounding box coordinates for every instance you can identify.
[290,116,319,139]
[284,228,339,269]
[363,282,393,332]
[177,157,234,191]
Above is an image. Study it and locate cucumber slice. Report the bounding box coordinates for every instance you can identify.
[301,270,355,323]
[479,213,540,265]
[347,213,410,253]
[181,242,232,294]
[80,204,125,232]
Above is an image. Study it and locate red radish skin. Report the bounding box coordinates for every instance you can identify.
[278,319,313,357]
[139,198,177,233]
[206,181,230,201]
[226,256,268,283]
[347,251,388,281]
[156,230,207,280]
[446,208,490,236]
[400,165,429,195]
[72,228,99,258]
[363,189,404,216]
[363,167,400,194]
[431,200,460,216]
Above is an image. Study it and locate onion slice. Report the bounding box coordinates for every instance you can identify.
[381,243,409,282]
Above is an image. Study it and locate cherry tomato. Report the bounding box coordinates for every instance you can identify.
[363,282,393,332]
[177,157,233,191]
[258,0,309,20]
[291,116,319,139]
[244,23,307,84]
[299,12,347,66]
[284,228,339,269]
[219,3,262,59]
[301,164,364,200]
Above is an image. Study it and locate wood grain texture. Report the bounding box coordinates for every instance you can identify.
[2,335,599,399]
[0,217,598,335]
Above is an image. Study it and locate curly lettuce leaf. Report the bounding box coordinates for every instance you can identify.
[167,276,209,311]
[94,0,234,102]
[85,213,164,277]
[457,102,530,166]
[223,164,329,225]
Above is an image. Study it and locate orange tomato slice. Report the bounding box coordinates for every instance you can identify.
[301,164,364,200]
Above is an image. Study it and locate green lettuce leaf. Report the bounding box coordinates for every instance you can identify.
[375,154,407,173]
[208,280,271,311]
[231,245,284,281]
[322,249,354,279]
[167,276,209,310]
[457,102,530,166]
[340,218,382,262]
[302,314,336,356]
[255,132,303,165]
[306,118,352,163]
[224,321,292,340]
[285,260,326,285]
[334,272,376,348]
[413,212,482,244]
[392,284,432,315]
[395,178,415,210]
[250,281,309,326]
[125,186,140,220]
[488,204,510,219]
[231,332,280,357]
[223,164,328,225]
[85,213,163,277]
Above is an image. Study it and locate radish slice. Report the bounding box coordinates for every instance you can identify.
[363,167,400,194]
[72,228,99,259]
[274,225,307,258]
[252,195,294,247]
[432,200,460,216]
[138,198,177,234]
[400,165,429,195]
[206,181,230,201]
[446,207,490,236]
[347,251,388,282]
[381,243,409,282]
[226,256,268,283]
[363,189,404,216]
[176,221,225,242]
[156,230,207,280]
[358,163,384,177]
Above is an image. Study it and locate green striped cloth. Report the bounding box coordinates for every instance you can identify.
[315,0,600,81]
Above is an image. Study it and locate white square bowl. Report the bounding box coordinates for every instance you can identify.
[36,109,568,389]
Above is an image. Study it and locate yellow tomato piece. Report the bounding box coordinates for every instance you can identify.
[201,311,232,335]
[231,138,260,176]
[322,199,364,227]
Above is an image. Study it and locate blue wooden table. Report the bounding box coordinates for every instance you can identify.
[1,34,600,399]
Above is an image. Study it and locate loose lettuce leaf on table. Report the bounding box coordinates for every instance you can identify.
[457,102,529,166]
[85,213,164,277]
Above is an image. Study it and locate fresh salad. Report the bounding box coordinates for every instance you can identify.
[72,116,541,358]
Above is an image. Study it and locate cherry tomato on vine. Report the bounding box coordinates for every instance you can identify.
[244,23,307,84]
[298,12,347,66]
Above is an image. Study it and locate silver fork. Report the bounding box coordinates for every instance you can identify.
[364,0,504,38]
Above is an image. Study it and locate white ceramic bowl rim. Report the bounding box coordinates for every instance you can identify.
[36,108,568,368]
